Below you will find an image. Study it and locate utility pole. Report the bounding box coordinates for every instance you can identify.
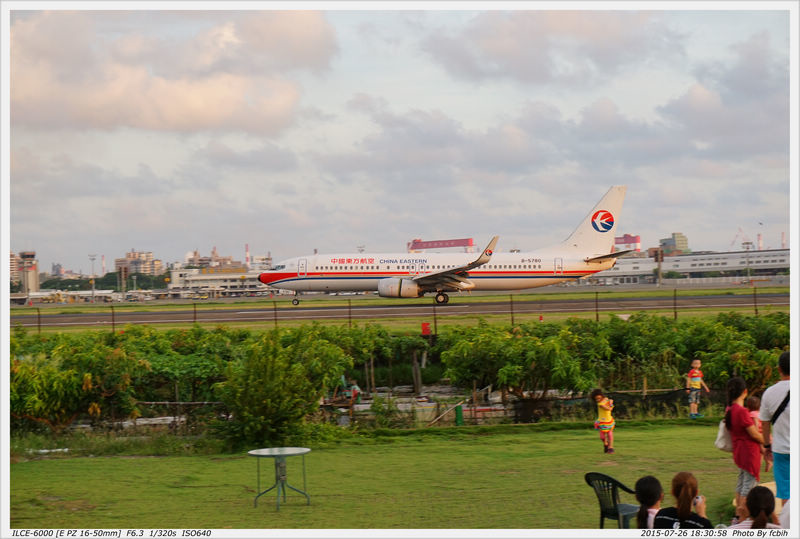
[655,248,663,286]
[88,254,96,303]
[743,241,753,284]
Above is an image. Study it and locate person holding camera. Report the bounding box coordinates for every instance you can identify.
[653,472,713,529]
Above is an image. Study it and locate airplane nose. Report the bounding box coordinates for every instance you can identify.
[258,273,272,284]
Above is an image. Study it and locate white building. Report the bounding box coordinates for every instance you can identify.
[167,268,274,298]
[595,249,789,285]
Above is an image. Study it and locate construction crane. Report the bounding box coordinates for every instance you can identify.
[730,227,751,250]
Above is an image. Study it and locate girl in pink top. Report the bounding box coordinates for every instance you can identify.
[726,377,766,523]
[745,395,772,472]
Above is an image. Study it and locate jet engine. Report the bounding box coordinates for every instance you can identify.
[377,278,422,298]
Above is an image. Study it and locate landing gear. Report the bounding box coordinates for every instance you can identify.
[292,297,300,306]
[434,292,449,304]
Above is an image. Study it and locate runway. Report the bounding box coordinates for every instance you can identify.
[9,293,788,329]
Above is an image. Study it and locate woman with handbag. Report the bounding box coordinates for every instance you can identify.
[726,376,766,525]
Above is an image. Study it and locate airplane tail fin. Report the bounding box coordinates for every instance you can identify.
[559,185,627,256]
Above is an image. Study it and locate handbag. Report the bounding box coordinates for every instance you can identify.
[714,419,733,452]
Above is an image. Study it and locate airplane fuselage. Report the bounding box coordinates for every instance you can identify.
[262,249,615,293]
[258,185,627,304]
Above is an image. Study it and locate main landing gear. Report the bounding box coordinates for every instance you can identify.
[434,292,450,304]
[292,294,300,306]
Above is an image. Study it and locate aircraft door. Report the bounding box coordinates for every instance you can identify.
[298,259,307,277]
[554,258,563,275]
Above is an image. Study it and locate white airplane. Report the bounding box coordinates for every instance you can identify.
[259,185,627,305]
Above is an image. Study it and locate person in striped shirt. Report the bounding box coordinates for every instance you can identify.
[686,358,710,418]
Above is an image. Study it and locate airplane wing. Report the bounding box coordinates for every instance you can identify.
[412,236,498,291]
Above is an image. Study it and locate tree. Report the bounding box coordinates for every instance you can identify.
[214,328,351,448]
[10,331,151,431]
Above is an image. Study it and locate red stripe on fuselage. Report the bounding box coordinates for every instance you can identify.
[259,269,601,285]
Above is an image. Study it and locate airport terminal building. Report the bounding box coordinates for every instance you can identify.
[593,248,790,285]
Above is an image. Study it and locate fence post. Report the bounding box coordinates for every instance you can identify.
[673,288,678,320]
[509,294,515,326]
[472,380,478,424]
[595,291,599,322]
[753,285,758,316]
[370,355,376,395]
[273,301,278,329]
[110,305,115,333]
[412,350,421,395]
[36,307,41,335]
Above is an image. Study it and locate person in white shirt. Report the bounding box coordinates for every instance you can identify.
[779,499,790,529]
[759,351,790,505]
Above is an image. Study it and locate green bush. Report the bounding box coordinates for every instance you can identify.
[212,329,352,449]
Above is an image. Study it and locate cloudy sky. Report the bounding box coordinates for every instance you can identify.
[4,5,795,275]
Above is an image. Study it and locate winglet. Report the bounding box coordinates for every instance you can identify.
[473,236,499,266]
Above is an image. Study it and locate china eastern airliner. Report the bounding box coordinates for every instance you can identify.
[259,185,627,305]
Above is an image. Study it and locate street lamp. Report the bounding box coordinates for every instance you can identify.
[88,254,96,303]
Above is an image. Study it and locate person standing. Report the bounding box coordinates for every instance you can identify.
[759,351,790,506]
[726,376,766,523]
[686,358,710,418]
[590,388,615,454]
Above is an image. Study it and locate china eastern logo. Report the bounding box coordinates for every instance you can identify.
[591,210,615,232]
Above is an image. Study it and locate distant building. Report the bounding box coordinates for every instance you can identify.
[115,249,165,276]
[184,247,245,269]
[10,251,20,284]
[167,268,269,298]
[596,248,788,284]
[407,238,475,253]
[655,232,690,256]
[250,253,273,271]
[18,251,40,293]
[615,234,641,252]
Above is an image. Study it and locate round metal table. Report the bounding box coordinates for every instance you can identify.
[248,447,310,510]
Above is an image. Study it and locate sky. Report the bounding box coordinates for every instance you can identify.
[3,3,797,275]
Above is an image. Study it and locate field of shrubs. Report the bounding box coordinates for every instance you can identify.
[9,311,788,448]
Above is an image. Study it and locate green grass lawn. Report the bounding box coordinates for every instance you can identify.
[10,421,760,529]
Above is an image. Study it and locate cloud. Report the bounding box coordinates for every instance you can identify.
[198,140,298,171]
[11,147,172,202]
[658,32,789,160]
[10,11,338,133]
[423,11,684,85]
